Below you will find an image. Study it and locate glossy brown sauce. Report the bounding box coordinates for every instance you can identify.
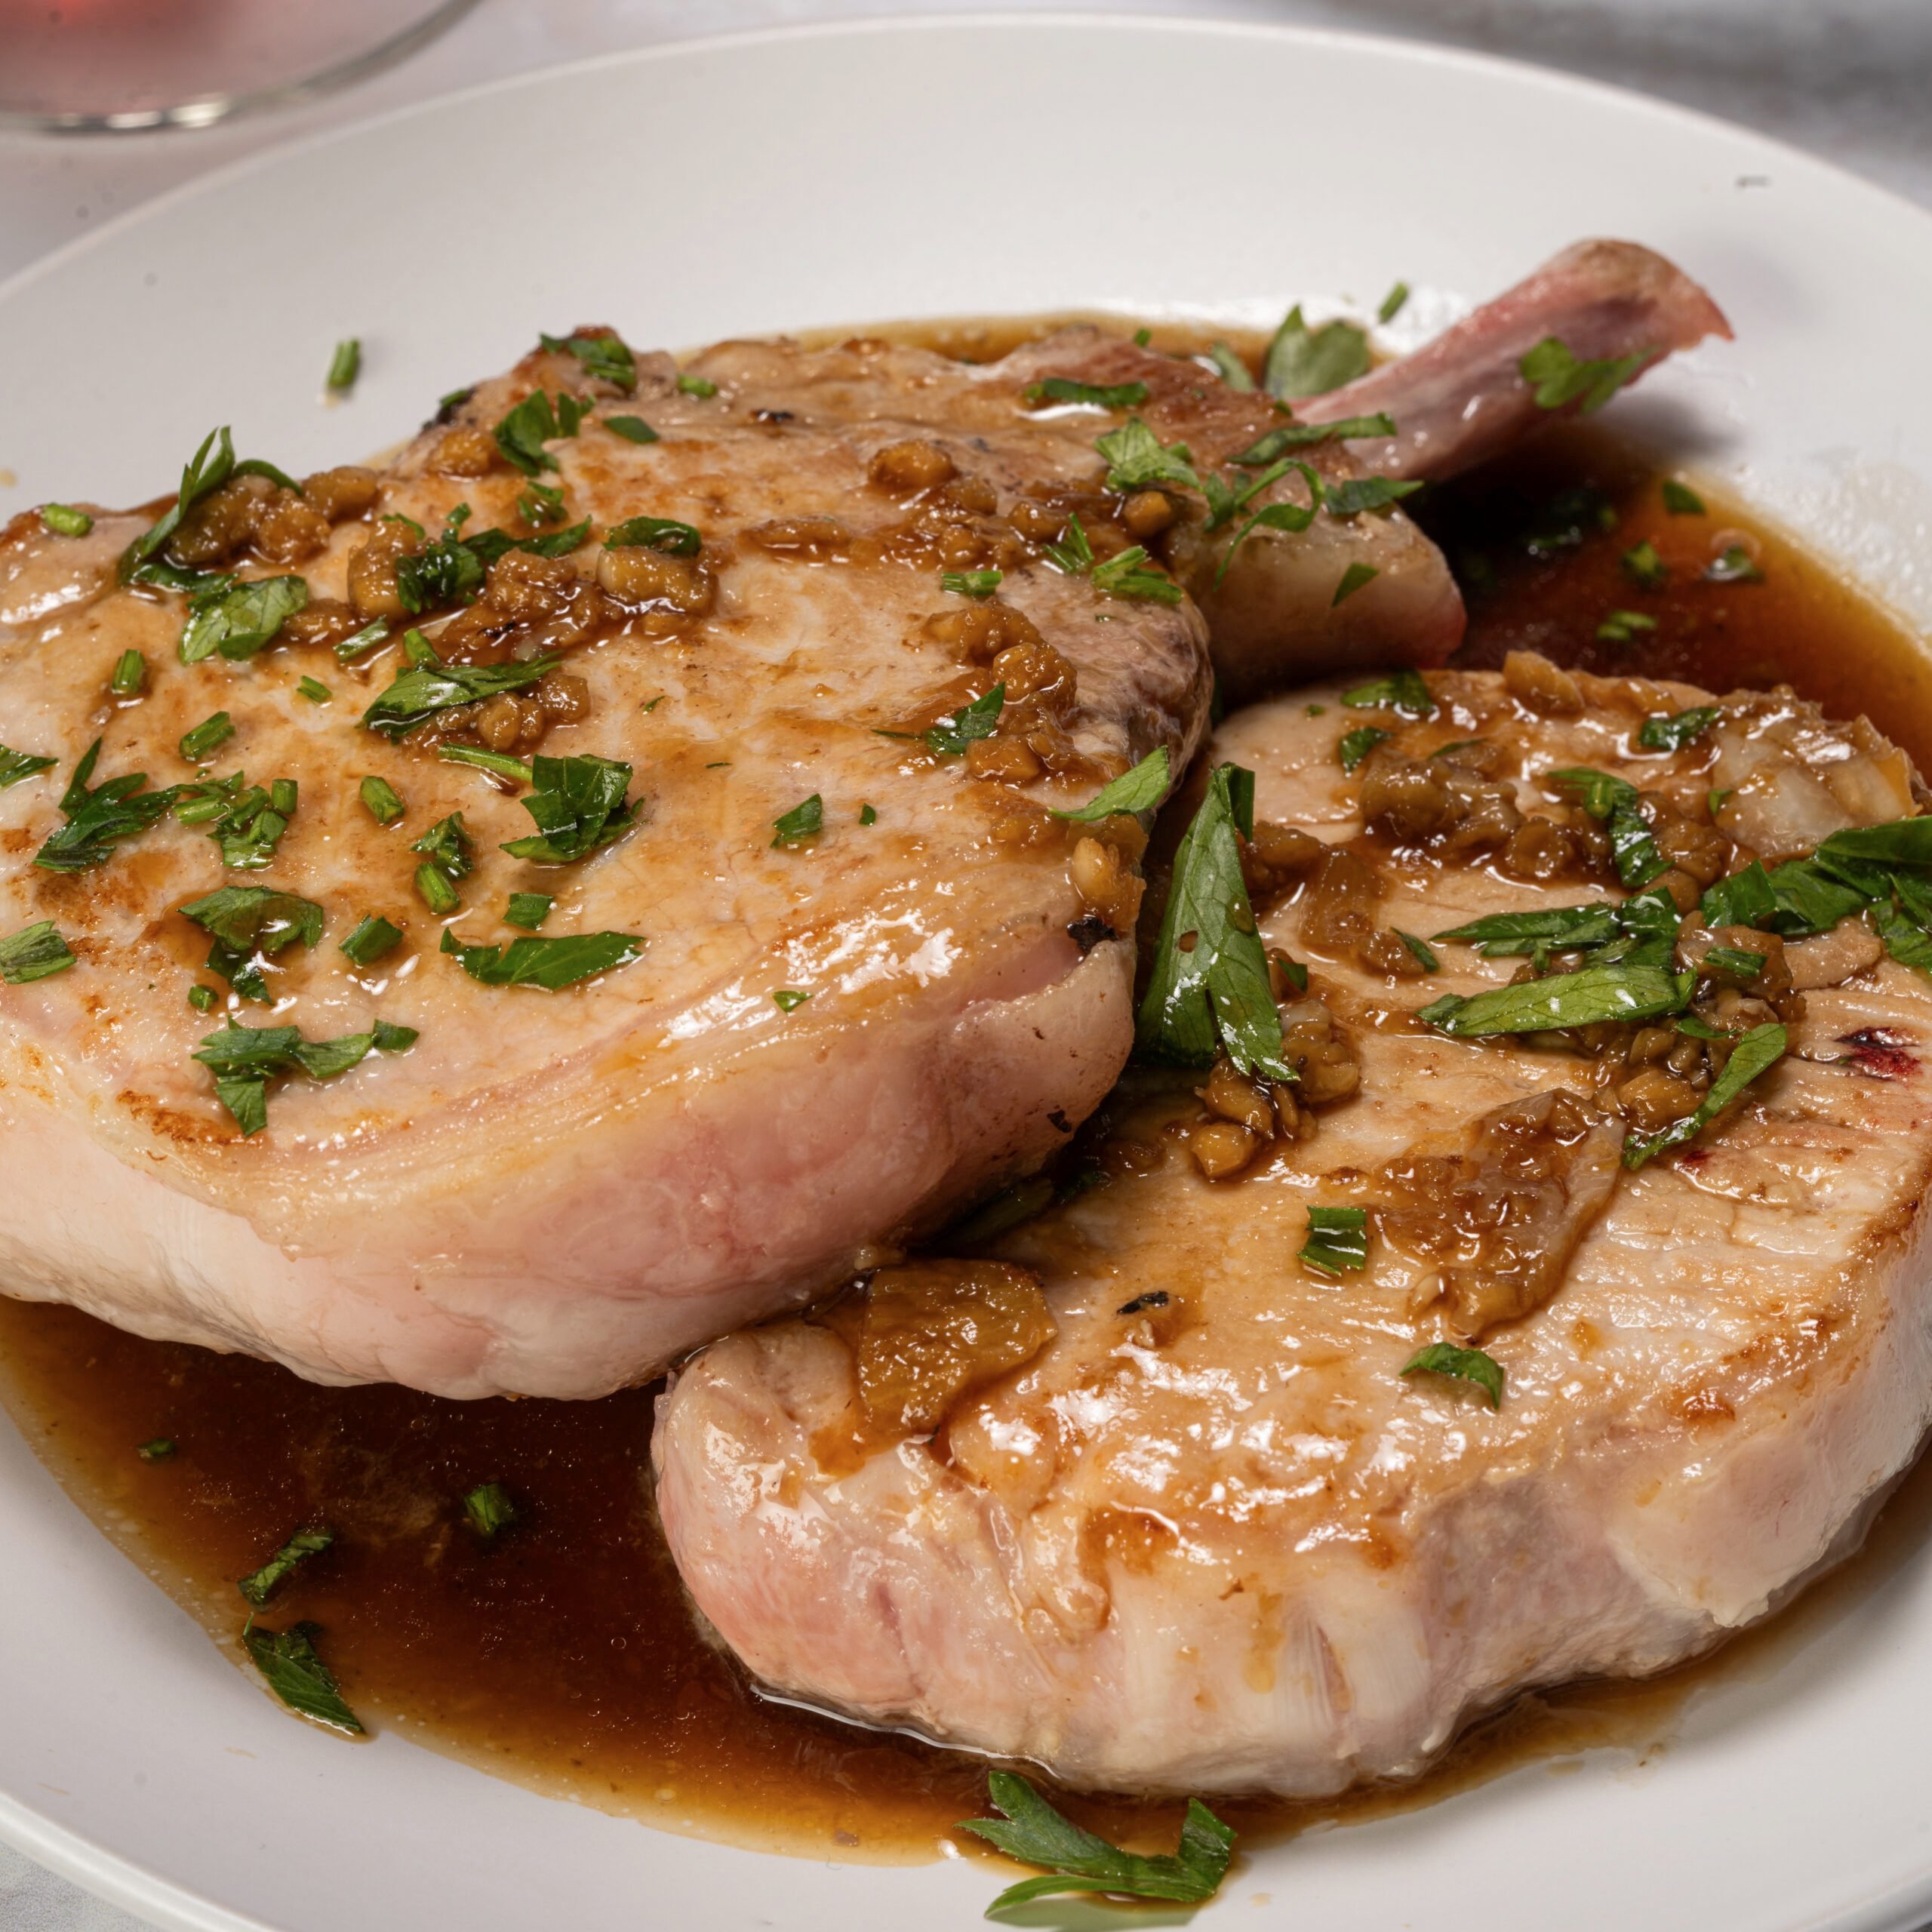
[4,312,1932,1871]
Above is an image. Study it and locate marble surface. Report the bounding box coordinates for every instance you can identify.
[2,2,1927,1926]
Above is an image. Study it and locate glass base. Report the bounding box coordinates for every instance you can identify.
[0,0,479,134]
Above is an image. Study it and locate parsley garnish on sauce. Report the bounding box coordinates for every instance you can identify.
[32,740,173,873]
[180,888,322,1000]
[193,1017,417,1136]
[439,926,642,991]
[1094,418,1201,495]
[243,1622,363,1736]
[1299,1204,1368,1274]
[1213,461,1324,588]
[439,744,534,783]
[1546,767,1666,888]
[178,712,235,762]
[1338,725,1390,774]
[494,389,590,476]
[1625,1020,1789,1168]
[1263,305,1370,398]
[117,427,300,588]
[198,777,298,871]
[1342,668,1434,718]
[501,755,637,863]
[959,1773,1234,1914]
[1420,960,1688,1036]
[504,893,553,931]
[1662,478,1706,515]
[540,330,636,392]
[1638,706,1721,752]
[771,794,823,847]
[463,1483,518,1537]
[1138,762,1291,1081]
[604,515,702,556]
[1092,546,1182,604]
[0,745,57,788]
[361,654,559,742]
[1206,343,1254,391]
[924,685,1005,757]
[1519,337,1651,414]
[239,1526,334,1606]
[0,921,75,985]
[1596,610,1658,645]
[1325,475,1423,517]
[1022,376,1150,411]
[137,1438,176,1462]
[1402,1343,1505,1409]
[1051,746,1171,822]
[1621,540,1668,589]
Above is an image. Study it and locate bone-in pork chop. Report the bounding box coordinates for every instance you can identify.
[656,660,1932,1795]
[2,333,1226,1398]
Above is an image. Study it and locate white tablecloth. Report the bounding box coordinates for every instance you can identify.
[2,2,1927,1924]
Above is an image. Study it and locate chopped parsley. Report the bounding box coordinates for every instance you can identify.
[501,755,636,863]
[1432,904,1622,958]
[361,654,558,741]
[940,568,1002,597]
[439,926,642,990]
[0,745,57,787]
[1325,475,1424,517]
[1263,306,1370,398]
[859,803,878,826]
[772,988,811,1013]
[413,812,474,913]
[188,985,216,1011]
[1205,342,1254,391]
[924,685,1005,757]
[110,650,147,696]
[504,893,552,931]
[325,338,360,392]
[1419,960,1687,1036]
[675,371,718,398]
[1137,762,1291,1081]
[1022,376,1150,411]
[41,503,93,537]
[1706,543,1764,584]
[1091,546,1183,603]
[33,740,173,873]
[202,777,297,871]
[1702,943,1767,977]
[1231,414,1397,466]
[117,426,297,588]
[242,1622,363,1736]
[1213,461,1324,587]
[296,676,331,704]
[178,712,235,762]
[1395,929,1440,973]
[1299,1204,1368,1274]
[1042,511,1095,575]
[1341,668,1434,718]
[1621,540,1668,589]
[334,619,389,664]
[238,1525,334,1607]
[1662,478,1706,515]
[137,1438,176,1462]
[1094,418,1201,495]
[1333,561,1380,607]
[463,1482,518,1538]
[493,389,590,476]
[1377,280,1411,323]
[1596,609,1658,644]
[179,888,322,1000]
[603,515,702,556]
[1338,725,1390,774]
[0,921,75,986]
[193,1017,416,1136]
[340,915,403,968]
[1546,767,1666,888]
[518,481,567,528]
[178,574,311,665]
[605,415,660,445]
[771,794,823,846]
[1519,337,1651,414]
[438,744,534,783]
[1051,746,1171,822]
[1638,706,1721,752]
[359,776,405,826]
[1625,1021,1786,1168]
[540,330,636,392]
[959,1773,1234,1913]
[1402,1343,1504,1409]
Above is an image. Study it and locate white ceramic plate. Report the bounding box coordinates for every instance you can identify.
[5,19,1932,1932]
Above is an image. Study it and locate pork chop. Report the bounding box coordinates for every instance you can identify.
[2,334,1224,1398]
[656,659,1932,1795]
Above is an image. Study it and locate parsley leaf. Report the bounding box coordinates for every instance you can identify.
[238,1525,334,1607]
[1662,478,1706,515]
[361,655,558,741]
[1395,929,1440,973]
[0,745,57,787]
[1546,767,1666,888]
[772,988,811,1013]
[464,1482,518,1537]
[438,744,534,782]
[193,1018,416,1135]
[334,619,389,664]
[1205,342,1254,391]
[1341,669,1434,718]
[1300,1204,1368,1274]
[1051,746,1171,822]
[505,893,552,931]
[1339,725,1390,774]
[180,887,323,1000]
[242,1622,363,1736]
[941,568,1002,598]
[1138,761,1291,1081]
[925,685,1005,757]
[1638,706,1721,752]
[605,416,660,445]
[493,389,587,476]
[1214,462,1324,588]
[1432,904,1621,957]
[1419,960,1687,1036]
[1091,546,1182,603]
[604,515,703,556]
[539,330,637,392]
[1094,418,1201,494]
[1401,1343,1504,1409]
[1232,413,1396,466]
[1622,540,1668,589]
[202,778,297,871]
[1325,475,1423,517]
[1519,337,1651,414]
[1022,376,1150,410]
[1333,561,1380,606]
[500,755,637,864]
[32,740,174,873]
[0,921,75,986]
[439,926,642,990]
[771,794,823,847]
[958,1772,1234,1913]
[1263,306,1370,398]
[1624,1021,1787,1168]
[118,426,237,585]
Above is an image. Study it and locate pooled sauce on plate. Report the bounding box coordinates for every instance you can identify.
[2,312,1930,1868]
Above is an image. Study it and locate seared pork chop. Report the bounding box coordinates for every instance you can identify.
[656,661,1932,1795]
[1,335,1224,1398]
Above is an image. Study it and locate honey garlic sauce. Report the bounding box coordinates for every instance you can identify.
[4,315,1932,1869]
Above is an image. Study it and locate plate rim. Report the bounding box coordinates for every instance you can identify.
[5,14,1932,1932]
